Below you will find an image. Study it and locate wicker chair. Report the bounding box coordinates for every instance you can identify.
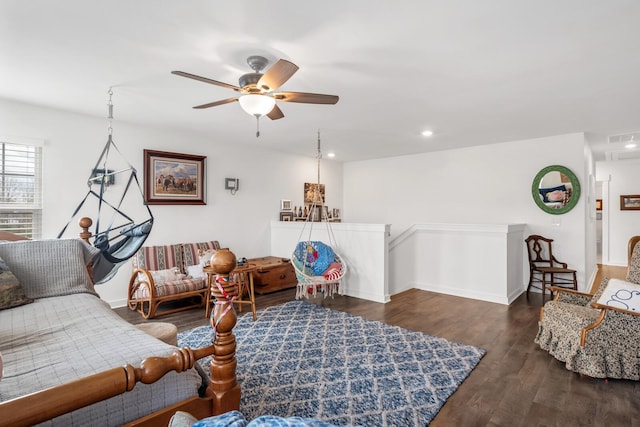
[534,236,640,379]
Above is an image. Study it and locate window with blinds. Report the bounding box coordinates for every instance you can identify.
[0,142,42,239]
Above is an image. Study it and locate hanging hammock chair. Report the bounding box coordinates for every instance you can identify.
[292,131,347,299]
[58,89,154,284]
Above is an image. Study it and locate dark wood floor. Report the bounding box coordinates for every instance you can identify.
[115,287,640,426]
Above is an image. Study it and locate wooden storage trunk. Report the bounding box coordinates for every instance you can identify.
[248,256,298,294]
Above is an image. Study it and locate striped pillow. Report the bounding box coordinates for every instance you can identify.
[323,262,342,281]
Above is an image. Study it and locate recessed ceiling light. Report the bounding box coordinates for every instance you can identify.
[327,152,336,158]
[421,130,434,137]
[625,143,637,149]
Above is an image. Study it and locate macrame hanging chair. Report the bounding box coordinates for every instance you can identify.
[293,131,347,299]
[58,88,154,284]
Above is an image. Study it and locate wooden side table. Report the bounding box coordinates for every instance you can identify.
[204,264,258,321]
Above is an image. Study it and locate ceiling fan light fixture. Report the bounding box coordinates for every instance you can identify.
[238,94,276,117]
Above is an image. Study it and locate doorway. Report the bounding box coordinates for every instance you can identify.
[596,181,602,263]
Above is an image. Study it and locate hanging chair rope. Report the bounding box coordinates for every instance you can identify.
[293,130,346,299]
[296,130,338,247]
[58,88,154,284]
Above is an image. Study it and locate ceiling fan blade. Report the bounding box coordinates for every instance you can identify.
[267,104,285,120]
[257,59,299,92]
[171,71,241,91]
[274,91,339,105]
[193,98,238,109]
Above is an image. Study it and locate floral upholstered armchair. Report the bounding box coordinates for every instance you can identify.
[535,236,640,380]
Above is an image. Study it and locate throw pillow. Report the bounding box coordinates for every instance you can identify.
[0,238,99,298]
[192,410,248,427]
[168,411,199,427]
[0,256,33,310]
[138,267,181,284]
[595,278,640,312]
[294,241,335,276]
[182,241,221,268]
[186,263,206,279]
[198,249,217,267]
[250,415,340,427]
[323,262,342,281]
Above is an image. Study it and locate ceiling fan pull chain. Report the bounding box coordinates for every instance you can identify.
[107,87,114,136]
[255,115,261,138]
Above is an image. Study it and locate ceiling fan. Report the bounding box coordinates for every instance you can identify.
[172,55,339,136]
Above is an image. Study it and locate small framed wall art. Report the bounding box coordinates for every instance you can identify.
[620,195,640,211]
[144,149,206,205]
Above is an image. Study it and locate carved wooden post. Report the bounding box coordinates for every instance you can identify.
[209,249,241,414]
[78,217,97,284]
[78,217,93,243]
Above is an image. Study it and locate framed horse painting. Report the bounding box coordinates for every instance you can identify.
[143,149,206,205]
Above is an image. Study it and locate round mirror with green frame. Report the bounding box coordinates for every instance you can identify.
[531,165,581,215]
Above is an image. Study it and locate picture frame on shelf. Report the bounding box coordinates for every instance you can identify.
[620,195,640,211]
[144,149,206,205]
[280,211,294,221]
[309,206,322,222]
[304,183,325,204]
[281,199,292,211]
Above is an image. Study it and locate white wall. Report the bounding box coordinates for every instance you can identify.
[389,223,525,303]
[343,133,591,292]
[596,158,640,265]
[0,98,343,307]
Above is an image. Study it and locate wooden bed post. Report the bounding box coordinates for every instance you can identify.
[79,217,93,243]
[78,217,97,283]
[208,249,241,414]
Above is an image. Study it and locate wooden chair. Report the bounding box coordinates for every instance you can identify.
[525,235,577,304]
[204,264,258,321]
[230,264,258,321]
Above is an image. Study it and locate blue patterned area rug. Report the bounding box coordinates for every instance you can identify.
[178,300,485,426]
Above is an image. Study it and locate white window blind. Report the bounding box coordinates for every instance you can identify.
[0,142,42,238]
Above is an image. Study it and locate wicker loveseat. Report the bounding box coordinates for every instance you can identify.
[535,236,640,379]
[127,240,220,319]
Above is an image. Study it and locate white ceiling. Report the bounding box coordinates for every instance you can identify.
[2,0,640,162]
